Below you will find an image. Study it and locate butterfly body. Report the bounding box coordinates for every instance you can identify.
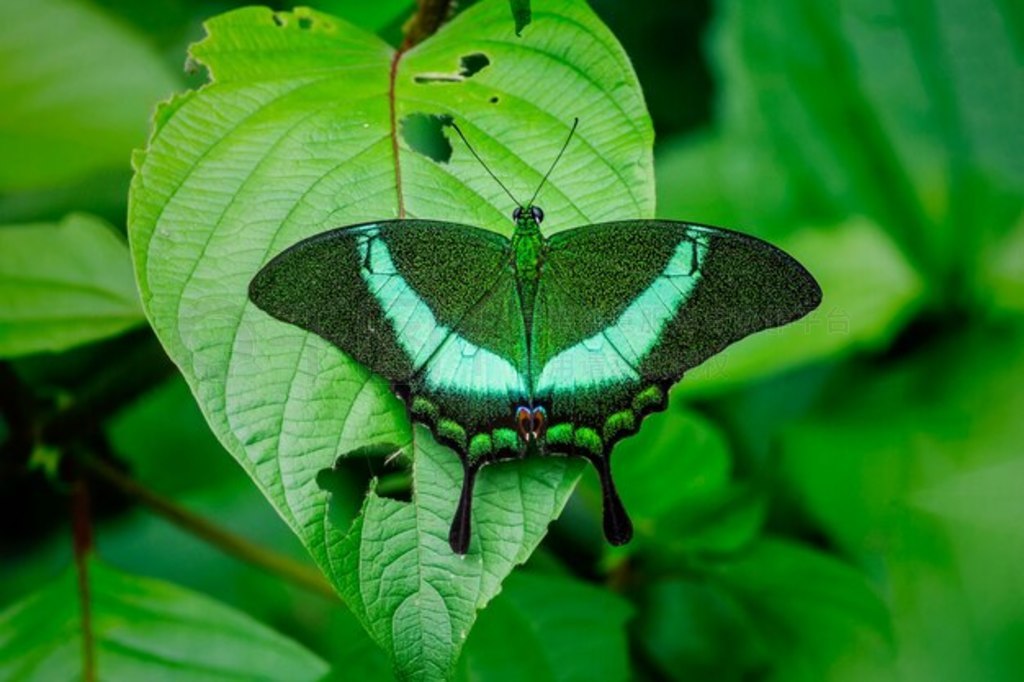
[511,214,544,330]
[250,206,821,553]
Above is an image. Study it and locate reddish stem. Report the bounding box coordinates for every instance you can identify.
[71,479,96,682]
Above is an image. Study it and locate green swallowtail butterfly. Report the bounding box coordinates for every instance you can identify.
[249,120,821,554]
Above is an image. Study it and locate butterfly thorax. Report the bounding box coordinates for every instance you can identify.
[511,214,545,331]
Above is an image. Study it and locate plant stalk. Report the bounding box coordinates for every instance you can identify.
[81,455,339,602]
[402,0,455,49]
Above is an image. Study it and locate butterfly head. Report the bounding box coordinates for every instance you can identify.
[512,205,544,227]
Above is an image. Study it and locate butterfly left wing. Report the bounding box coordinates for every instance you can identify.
[249,220,531,553]
[531,220,821,543]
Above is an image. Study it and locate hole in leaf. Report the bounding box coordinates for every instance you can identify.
[316,442,412,521]
[401,113,454,163]
[489,96,499,104]
[375,470,412,502]
[459,53,490,78]
[414,52,491,84]
[413,74,461,84]
[315,466,363,528]
[272,14,284,27]
[298,15,313,29]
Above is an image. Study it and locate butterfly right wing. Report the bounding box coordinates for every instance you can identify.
[531,220,821,544]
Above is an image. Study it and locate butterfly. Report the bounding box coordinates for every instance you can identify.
[249,120,822,554]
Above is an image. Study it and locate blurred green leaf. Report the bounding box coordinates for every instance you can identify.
[782,324,1024,680]
[656,132,794,239]
[977,214,1024,314]
[88,474,392,679]
[720,0,1022,277]
[634,538,891,682]
[105,377,243,495]
[0,213,143,357]
[0,168,133,227]
[662,0,1023,307]
[713,538,892,681]
[678,219,924,394]
[0,560,327,681]
[128,2,650,677]
[308,0,413,33]
[0,0,179,191]
[911,455,1024,535]
[633,578,766,682]
[457,571,631,682]
[783,324,1024,552]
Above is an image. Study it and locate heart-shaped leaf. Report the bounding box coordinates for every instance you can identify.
[128,1,652,678]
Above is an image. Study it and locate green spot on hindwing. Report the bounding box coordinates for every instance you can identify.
[469,434,493,460]
[632,385,664,414]
[437,419,467,450]
[546,423,574,448]
[573,427,603,456]
[603,410,635,442]
[492,428,519,454]
[411,396,439,424]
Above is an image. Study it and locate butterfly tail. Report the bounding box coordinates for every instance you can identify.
[588,454,633,546]
[449,462,480,554]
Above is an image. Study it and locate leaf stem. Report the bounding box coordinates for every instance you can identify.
[401,0,455,49]
[71,478,96,682]
[80,455,339,602]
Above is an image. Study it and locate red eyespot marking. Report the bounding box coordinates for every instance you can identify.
[531,407,546,439]
[516,406,532,441]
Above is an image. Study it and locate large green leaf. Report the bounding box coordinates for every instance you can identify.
[0,0,178,191]
[0,213,143,357]
[128,2,652,678]
[0,560,327,681]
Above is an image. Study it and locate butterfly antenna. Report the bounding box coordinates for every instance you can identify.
[527,117,578,207]
[449,121,522,207]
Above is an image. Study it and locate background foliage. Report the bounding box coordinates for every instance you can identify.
[1,0,1021,680]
